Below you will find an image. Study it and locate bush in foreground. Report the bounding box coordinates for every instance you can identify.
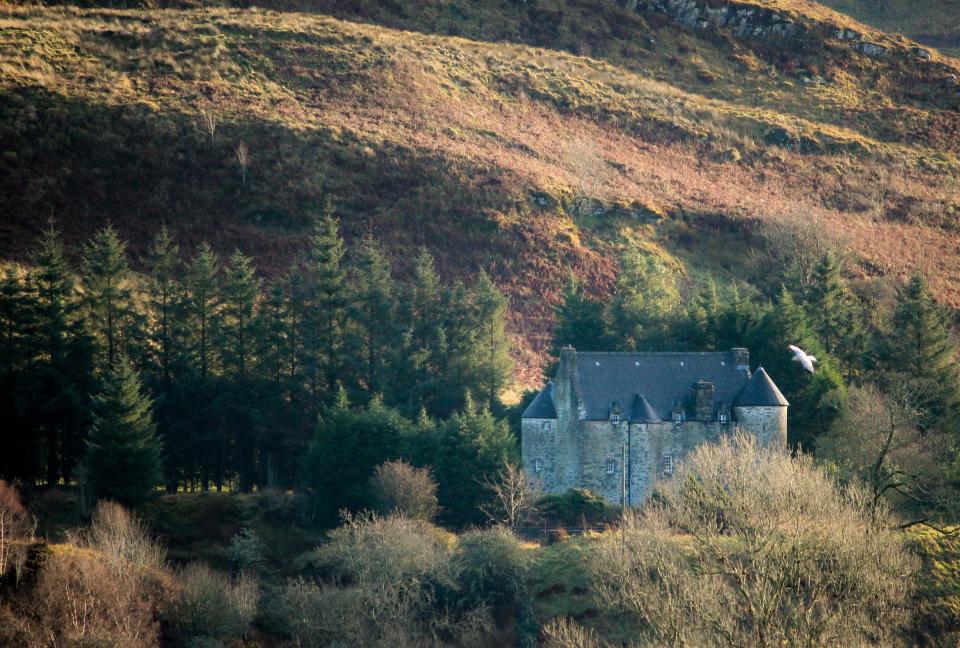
[592,434,918,647]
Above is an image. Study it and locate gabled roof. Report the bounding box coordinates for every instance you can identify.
[521,380,557,418]
[733,367,789,407]
[630,394,661,422]
[560,350,751,421]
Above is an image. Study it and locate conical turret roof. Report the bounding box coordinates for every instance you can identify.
[733,367,789,407]
[630,394,661,422]
[521,381,557,418]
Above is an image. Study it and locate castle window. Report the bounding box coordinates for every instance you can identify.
[611,414,620,424]
[606,459,617,474]
[534,459,543,473]
[719,412,729,423]
[661,455,674,474]
[673,412,683,423]
[542,421,552,432]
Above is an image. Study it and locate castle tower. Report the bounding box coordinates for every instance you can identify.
[732,367,789,448]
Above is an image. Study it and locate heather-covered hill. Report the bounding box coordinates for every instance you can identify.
[3,0,960,382]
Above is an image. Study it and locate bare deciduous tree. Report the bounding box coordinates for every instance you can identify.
[235,141,249,185]
[200,106,218,142]
[592,434,918,648]
[541,616,601,648]
[480,463,542,531]
[0,480,32,578]
[369,460,439,521]
[753,210,846,290]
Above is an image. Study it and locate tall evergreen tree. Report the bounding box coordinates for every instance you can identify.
[145,226,183,389]
[32,225,94,486]
[552,276,609,353]
[304,202,347,406]
[470,271,512,408]
[185,242,220,380]
[82,223,133,370]
[803,253,867,376]
[608,248,681,350]
[85,355,163,505]
[747,287,844,449]
[346,237,397,399]
[221,250,261,379]
[0,266,39,481]
[882,275,960,430]
[396,249,446,413]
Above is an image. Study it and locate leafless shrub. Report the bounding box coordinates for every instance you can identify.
[541,616,602,648]
[592,434,918,647]
[479,462,542,531]
[306,511,489,646]
[564,134,614,216]
[0,480,33,579]
[752,209,847,289]
[85,500,166,575]
[170,562,258,644]
[369,460,439,521]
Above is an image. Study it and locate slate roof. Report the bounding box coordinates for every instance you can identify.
[523,350,774,421]
[630,394,661,423]
[732,367,789,407]
[522,380,557,418]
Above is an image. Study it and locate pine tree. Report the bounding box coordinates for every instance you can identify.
[883,275,960,430]
[32,225,94,487]
[82,223,133,370]
[803,253,867,376]
[552,276,609,353]
[85,355,163,505]
[185,242,220,380]
[470,271,512,408]
[304,201,347,405]
[396,249,446,413]
[747,287,844,449]
[346,237,397,399]
[608,248,681,350]
[146,226,183,389]
[221,250,261,379]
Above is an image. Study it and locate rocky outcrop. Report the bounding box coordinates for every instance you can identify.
[637,0,802,40]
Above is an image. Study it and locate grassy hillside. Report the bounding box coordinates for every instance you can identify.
[821,0,960,56]
[4,0,960,383]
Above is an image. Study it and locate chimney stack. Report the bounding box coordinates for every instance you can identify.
[731,348,750,372]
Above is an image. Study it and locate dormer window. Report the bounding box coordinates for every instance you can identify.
[719,412,729,423]
[673,412,683,423]
[611,414,620,424]
[606,459,617,474]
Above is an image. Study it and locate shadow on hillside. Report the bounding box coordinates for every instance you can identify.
[0,85,509,271]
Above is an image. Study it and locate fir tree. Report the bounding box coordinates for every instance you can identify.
[803,253,867,376]
[747,287,844,449]
[85,355,163,505]
[470,271,512,408]
[304,201,347,404]
[32,225,94,487]
[146,226,183,389]
[608,248,681,350]
[883,275,960,430]
[82,223,133,370]
[396,249,446,413]
[221,250,261,378]
[346,237,397,399]
[185,242,220,380]
[552,276,609,353]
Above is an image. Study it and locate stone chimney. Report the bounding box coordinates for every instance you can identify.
[693,380,715,421]
[731,347,750,372]
[555,346,585,420]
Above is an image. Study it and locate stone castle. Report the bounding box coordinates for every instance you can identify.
[521,347,788,505]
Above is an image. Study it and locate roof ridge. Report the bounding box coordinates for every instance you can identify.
[575,351,733,356]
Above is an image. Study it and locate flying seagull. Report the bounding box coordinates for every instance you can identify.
[788,345,817,374]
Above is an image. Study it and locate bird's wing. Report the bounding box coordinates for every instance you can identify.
[788,344,802,355]
[809,356,817,363]
[791,356,802,363]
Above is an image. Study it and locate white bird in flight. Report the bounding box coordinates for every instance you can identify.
[788,345,817,374]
